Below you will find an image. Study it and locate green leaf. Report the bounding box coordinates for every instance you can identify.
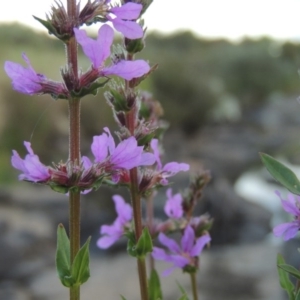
[148,269,163,300]
[260,153,300,195]
[50,184,69,194]
[120,296,127,300]
[136,227,153,258]
[278,264,300,280]
[71,237,91,287]
[277,254,295,300]
[70,79,110,99]
[56,224,72,287]
[296,289,300,300]
[126,231,137,257]
[33,16,70,42]
[176,281,190,300]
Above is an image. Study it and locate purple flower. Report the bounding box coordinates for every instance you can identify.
[273,191,300,241]
[152,225,211,276]
[97,195,132,248]
[108,2,143,39]
[151,139,190,185]
[11,141,50,182]
[5,53,68,98]
[4,53,46,95]
[164,188,183,219]
[74,24,149,80]
[84,127,155,182]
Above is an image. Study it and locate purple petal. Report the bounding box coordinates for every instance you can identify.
[24,141,34,155]
[112,195,132,223]
[150,139,162,170]
[168,254,189,268]
[81,156,92,168]
[110,17,143,39]
[158,233,181,254]
[12,141,49,182]
[100,221,122,236]
[104,127,116,154]
[111,137,143,169]
[190,234,211,257]
[22,155,49,181]
[74,25,113,68]
[281,199,300,216]
[164,189,183,219]
[163,162,190,174]
[91,134,109,162]
[103,60,150,80]
[110,3,142,19]
[139,152,155,166]
[11,150,27,173]
[181,226,195,253]
[152,247,169,261]
[4,54,44,94]
[273,221,300,241]
[97,235,119,249]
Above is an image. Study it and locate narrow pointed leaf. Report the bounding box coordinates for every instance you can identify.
[277,254,295,300]
[56,224,71,287]
[148,269,163,300]
[33,15,70,41]
[71,237,91,286]
[296,290,300,300]
[278,264,300,280]
[120,296,128,300]
[176,281,190,300]
[136,227,153,258]
[260,153,300,195]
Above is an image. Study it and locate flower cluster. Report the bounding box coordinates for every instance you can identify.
[5,3,149,99]
[11,127,155,193]
[152,226,211,276]
[97,186,211,275]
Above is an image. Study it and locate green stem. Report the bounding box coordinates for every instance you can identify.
[190,272,198,300]
[67,1,80,300]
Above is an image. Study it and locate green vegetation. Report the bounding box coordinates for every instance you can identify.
[1,23,300,182]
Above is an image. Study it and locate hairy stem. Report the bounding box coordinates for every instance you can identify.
[125,56,148,299]
[67,0,81,300]
[68,99,81,300]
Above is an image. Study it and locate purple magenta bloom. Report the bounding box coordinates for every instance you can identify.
[11,141,50,182]
[4,53,46,95]
[108,2,143,39]
[152,225,211,276]
[88,127,155,182]
[273,191,300,241]
[164,188,183,219]
[151,139,190,185]
[74,24,149,80]
[97,195,132,248]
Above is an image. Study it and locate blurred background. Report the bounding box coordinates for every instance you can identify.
[1,0,300,299]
